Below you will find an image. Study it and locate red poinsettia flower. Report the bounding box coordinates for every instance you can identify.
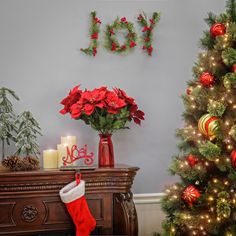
[80,87,107,115]
[91,32,98,39]
[129,41,136,48]
[113,88,135,105]
[113,88,145,124]
[83,103,95,116]
[94,17,101,24]
[121,45,126,50]
[70,102,83,119]
[145,37,150,42]
[132,110,145,125]
[60,85,82,115]
[105,92,126,114]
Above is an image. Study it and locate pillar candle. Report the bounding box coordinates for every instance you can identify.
[61,136,77,146]
[57,144,69,168]
[43,149,58,169]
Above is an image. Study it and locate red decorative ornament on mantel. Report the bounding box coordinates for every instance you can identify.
[62,144,94,166]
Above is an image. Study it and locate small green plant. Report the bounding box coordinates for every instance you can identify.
[15,111,42,157]
[0,87,19,159]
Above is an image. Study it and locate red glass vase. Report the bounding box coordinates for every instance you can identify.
[98,133,114,168]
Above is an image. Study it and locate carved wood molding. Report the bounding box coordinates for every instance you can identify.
[0,168,138,193]
[21,205,38,223]
[114,192,138,235]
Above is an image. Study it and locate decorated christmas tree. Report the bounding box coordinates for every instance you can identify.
[0,87,19,159]
[161,1,236,235]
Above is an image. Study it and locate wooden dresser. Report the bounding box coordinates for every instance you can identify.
[0,165,139,235]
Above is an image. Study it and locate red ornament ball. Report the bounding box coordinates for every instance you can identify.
[186,154,198,167]
[182,185,201,206]
[231,150,236,169]
[232,64,236,73]
[199,72,215,87]
[210,23,226,37]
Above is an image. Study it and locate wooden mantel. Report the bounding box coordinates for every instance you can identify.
[0,165,139,235]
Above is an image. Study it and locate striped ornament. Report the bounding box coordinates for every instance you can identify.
[198,114,219,139]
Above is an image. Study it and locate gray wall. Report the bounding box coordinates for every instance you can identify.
[0,0,225,193]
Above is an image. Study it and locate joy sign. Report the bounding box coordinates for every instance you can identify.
[81,11,160,57]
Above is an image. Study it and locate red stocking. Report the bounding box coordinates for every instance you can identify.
[60,178,96,236]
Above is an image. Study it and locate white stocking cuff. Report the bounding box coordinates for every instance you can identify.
[59,180,85,203]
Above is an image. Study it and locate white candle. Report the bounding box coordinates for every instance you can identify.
[61,136,77,146]
[57,144,69,167]
[43,149,58,169]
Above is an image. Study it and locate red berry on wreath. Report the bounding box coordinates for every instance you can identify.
[129,41,136,48]
[210,23,226,37]
[199,72,215,87]
[91,32,98,39]
[92,47,97,57]
[150,19,155,25]
[147,46,153,55]
[231,150,236,169]
[232,64,236,73]
[94,17,101,24]
[121,17,127,23]
[111,42,117,51]
[182,185,201,206]
[186,154,198,167]
[137,14,143,21]
[142,26,150,32]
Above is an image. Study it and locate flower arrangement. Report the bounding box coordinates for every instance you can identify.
[60,85,145,134]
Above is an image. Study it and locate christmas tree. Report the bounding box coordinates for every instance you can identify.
[0,87,19,159]
[15,111,42,157]
[161,1,236,235]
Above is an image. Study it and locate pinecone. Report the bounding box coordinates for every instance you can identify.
[2,156,21,170]
[23,156,40,170]
[14,158,33,171]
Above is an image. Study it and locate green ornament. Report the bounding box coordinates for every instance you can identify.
[224,77,232,89]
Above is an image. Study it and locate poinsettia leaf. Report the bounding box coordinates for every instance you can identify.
[112,120,125,130]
